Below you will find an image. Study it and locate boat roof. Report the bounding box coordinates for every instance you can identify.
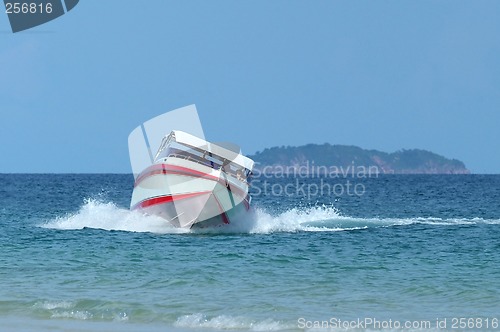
[169,130,254,171]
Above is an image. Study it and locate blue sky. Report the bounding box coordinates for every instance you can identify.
[1,1,499,173]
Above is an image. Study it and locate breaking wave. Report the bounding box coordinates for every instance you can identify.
[41,198,500,234]
[174,313,291,331]
[5,300,292,331]
[42,199,189,234]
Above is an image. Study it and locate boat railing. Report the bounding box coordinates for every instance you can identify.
[166,153,216,169]
[166,153,249,182]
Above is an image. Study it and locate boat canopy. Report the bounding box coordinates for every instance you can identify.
[128,105,254,178]
[160,130,254,172]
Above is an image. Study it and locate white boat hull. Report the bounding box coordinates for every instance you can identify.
[131,160,250,228]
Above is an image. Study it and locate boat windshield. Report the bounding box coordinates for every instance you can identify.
[155,132,252,180]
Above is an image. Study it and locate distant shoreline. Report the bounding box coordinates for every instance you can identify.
[248,143,470,175]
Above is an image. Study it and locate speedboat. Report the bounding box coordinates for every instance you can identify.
[128,105,254,228]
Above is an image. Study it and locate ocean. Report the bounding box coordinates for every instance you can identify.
[1,174,499,331]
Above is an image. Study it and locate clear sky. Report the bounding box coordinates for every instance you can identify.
[1,1,499,173]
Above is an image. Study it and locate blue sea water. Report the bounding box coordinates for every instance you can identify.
[1,174,500,331]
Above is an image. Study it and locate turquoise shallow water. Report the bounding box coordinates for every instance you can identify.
[1,174,500,331]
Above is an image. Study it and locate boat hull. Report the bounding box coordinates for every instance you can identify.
[131,161,250,228]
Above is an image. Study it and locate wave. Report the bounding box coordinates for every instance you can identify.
[42,199,189,234]
[174,313,291,331]
[6,300,291,330]
[41,198,500,234]
[36,300,129,322]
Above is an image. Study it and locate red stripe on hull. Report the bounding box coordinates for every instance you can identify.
[134,163,249,200]
[221,212,230,224]
[134,164,219,187]
[133,191,210,209]
[212,195,230,225]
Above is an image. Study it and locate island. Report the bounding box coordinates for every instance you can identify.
[248,144,470,175]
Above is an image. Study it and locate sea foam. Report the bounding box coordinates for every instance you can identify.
[41,198,500,234]
[42,199,188,234]
[174,313,290,331]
